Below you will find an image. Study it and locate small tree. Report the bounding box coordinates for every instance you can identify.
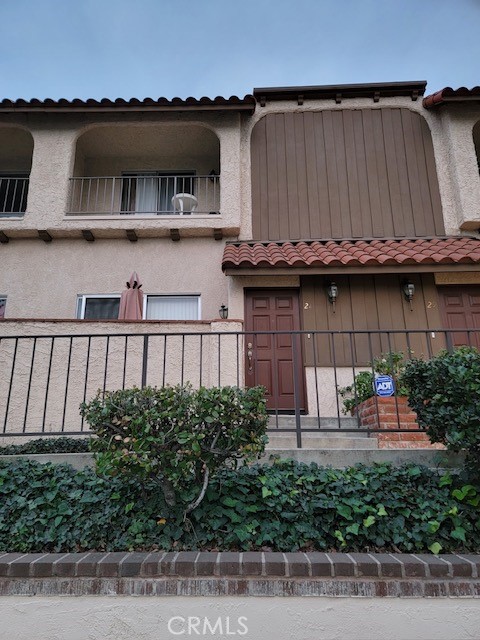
[81,385,268,516]
[402,347,480,478]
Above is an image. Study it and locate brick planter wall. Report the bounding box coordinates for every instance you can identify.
[0,552,479,597]
[356,396,444,450]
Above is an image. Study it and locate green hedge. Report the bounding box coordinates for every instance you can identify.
[0,437,91,456]
[1,459,479,554]
[403,347,480,478]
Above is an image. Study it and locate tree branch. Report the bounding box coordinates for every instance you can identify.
[184,466,209,516]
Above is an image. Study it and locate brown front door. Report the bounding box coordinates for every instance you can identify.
[439,286,480,349]
[245,289,305,411]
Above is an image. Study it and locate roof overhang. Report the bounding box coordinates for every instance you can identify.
[223,237,480,275]
[423,87,480,109]
[224,264,480,276]
[253,81,426,106]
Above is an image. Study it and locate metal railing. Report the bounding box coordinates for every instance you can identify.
[67,175,220,215]
[0,328,477,445]
[0,176,29,216]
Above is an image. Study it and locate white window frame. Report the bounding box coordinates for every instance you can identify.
[76,294,121,319]
[76,294,201,320]
[143,294,201,320]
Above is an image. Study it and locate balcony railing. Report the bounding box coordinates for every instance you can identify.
[67,175,220,216]
[0,327,477,445]
[0,176,29,216]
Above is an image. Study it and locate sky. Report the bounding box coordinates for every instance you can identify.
[0,0,479,101]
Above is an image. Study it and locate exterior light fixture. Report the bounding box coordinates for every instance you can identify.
[402,281,415,311]
[326,282,338,313]
[219,304,228,319]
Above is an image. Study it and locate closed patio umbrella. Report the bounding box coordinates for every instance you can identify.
[118,272,144,320]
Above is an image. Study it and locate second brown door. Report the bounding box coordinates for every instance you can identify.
[439,285,480,349]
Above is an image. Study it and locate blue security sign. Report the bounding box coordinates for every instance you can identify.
[374,375,395,397]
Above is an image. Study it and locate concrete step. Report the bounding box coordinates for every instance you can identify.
[0,449,463,471]
[261,448,463,468]
[266,434,377,450]
[268,416,360,430]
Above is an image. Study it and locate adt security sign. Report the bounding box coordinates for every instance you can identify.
[374,375,395,397]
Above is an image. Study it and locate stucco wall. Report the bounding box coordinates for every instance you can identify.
[434,106,480,231]
[227,275,300,319]
[304,366,367,417]
[1,596,478,640]
[0,111,242,231]
[0,237,228,319]
[0,320,242,436]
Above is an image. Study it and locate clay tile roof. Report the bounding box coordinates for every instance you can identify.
[222,237,480,270]
[0,94,256,113]
[423,86,480,108]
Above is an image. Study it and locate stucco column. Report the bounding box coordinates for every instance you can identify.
[25,123,78,227]
[209,320,243,386]
[217,116,241,231]
[437,111,480,233]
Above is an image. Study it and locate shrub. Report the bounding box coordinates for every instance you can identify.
[0,437,91,456]
[0,459,478,554]
[338,351,408,414]
[402,347,480,477]
[80,385,268,516]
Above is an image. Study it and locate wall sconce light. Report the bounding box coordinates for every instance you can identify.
[326,282,338,313]
[402,281,415,311]
[219,304,228,319]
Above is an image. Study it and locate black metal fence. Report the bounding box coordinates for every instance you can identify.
[0,328,477,446]
[0,176,29,215]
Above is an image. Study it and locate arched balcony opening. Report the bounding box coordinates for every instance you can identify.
[474,120,480,177]
[69,124,220,216]
[0,126,33,217]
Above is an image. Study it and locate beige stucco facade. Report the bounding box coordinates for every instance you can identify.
[0,110,244,238]
[1,86,480,424]
[0,319,243,437]
[0,237,228,319]
[1,91,480,325]
[1,596,479,640]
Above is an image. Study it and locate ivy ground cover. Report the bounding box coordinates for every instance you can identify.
[1,459,478,554]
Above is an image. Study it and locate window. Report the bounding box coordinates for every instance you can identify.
[76,294,200,320]
[145,295,200,320]
[0,297,6,319]
[76,295,121,320]
[121,171,195,214]
[0,173,29,215]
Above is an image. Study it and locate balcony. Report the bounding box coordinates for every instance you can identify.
[0,126,33,220]
[0,175,29,217]
[67,174,220,216]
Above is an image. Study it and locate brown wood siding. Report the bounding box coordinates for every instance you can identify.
[251,109,445,241]
[301,274,445,366]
